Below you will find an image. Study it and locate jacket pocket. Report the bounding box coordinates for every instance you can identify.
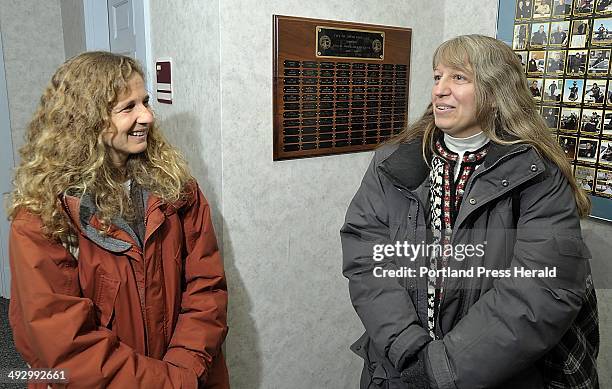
[351,333,406,389]
[93,273,120,328]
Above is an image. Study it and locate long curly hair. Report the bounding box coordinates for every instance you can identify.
[389,34,591,217]
[8,51,193,241]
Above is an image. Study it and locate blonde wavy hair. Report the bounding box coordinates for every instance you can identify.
[8,51,193,240]
[389,34,591,217]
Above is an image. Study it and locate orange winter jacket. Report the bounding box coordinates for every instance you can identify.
[9,182,229,388]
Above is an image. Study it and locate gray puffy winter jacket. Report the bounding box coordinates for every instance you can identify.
[341,138,598,388]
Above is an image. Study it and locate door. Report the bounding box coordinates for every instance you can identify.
[0,29,15,298]
[107,0,136,57]
[106,0,152,86]
[85,0,151,87]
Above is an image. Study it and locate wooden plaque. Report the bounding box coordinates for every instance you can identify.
[273,15,412,160]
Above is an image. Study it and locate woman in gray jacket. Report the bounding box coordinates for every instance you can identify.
[341,35,598,388]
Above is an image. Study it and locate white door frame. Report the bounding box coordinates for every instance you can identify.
[0,29,16,298]
[84,0,153,89]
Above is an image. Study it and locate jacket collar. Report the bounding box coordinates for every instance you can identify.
[481,138,530,169]
[60,188,181,255]
[378,139,430,191]
[378,135,533,191]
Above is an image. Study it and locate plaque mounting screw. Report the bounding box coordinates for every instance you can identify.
[317,52,321,55]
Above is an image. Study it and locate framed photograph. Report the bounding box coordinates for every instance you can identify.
[603,109,612,135]
[570,19,591,47]
[595,0,612,14]
[577,137,600,162]
[606,81,612,105]
[517,0,535,19]
[559,135,579,159]
[534,0,554,17]
[566,49,588,74]
[583,79,607,106]
[546,51,567,74]
[549,21,571,46]
[542,106,561,128]
[573,0,595,15]
[580,109,604,134]
[528,51,546,74]
[587,49,610,74]
[513,24,529,50]
[531,23,550,47]
[553,0,573,16]
[595,169,612,196]
[560,107,582,131]
[544,79,564,101]
[591,17,612,44]
[528,78,544,100]
[575,165,596,190]
[599,139,612,165]
[563,78,585,103]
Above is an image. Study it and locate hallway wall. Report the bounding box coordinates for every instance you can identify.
[0,0,65,298]
[0,0,65,159]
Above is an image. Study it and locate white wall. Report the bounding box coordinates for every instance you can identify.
[147,1,223,240]
[443,0,499,40]
[0,28,14,298]
[0,0,65,298]
[219,2,442,388]
[0,0,65,155]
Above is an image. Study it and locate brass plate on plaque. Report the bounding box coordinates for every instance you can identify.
[316,27,385,59]
[273,15,412,160]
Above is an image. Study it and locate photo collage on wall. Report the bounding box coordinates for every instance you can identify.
[514,0,612,198]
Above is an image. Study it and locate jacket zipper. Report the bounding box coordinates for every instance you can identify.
[445,146,542,323]
[450,146,530,240]
[141,203,159,356]
[140,199,166,355]
[394,185,427,326]
[111,201,163,356]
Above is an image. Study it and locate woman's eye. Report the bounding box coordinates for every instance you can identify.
[122,104,135,112]
[454,74,465,80]
[433,75,441,81]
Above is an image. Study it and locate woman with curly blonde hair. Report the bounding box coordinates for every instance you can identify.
[8,52,229,388]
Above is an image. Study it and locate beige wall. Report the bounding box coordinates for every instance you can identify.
[0,0,65,158]
[443,0,499,40]
[147,0,223,242]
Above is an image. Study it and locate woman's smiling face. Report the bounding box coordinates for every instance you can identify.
[431,63,482,138]
[103,74,153,168]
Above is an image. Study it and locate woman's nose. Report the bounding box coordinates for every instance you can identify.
[433,77,450,97]
[138,105,154,124]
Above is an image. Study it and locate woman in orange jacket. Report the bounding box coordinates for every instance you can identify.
[7,52,229,388]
